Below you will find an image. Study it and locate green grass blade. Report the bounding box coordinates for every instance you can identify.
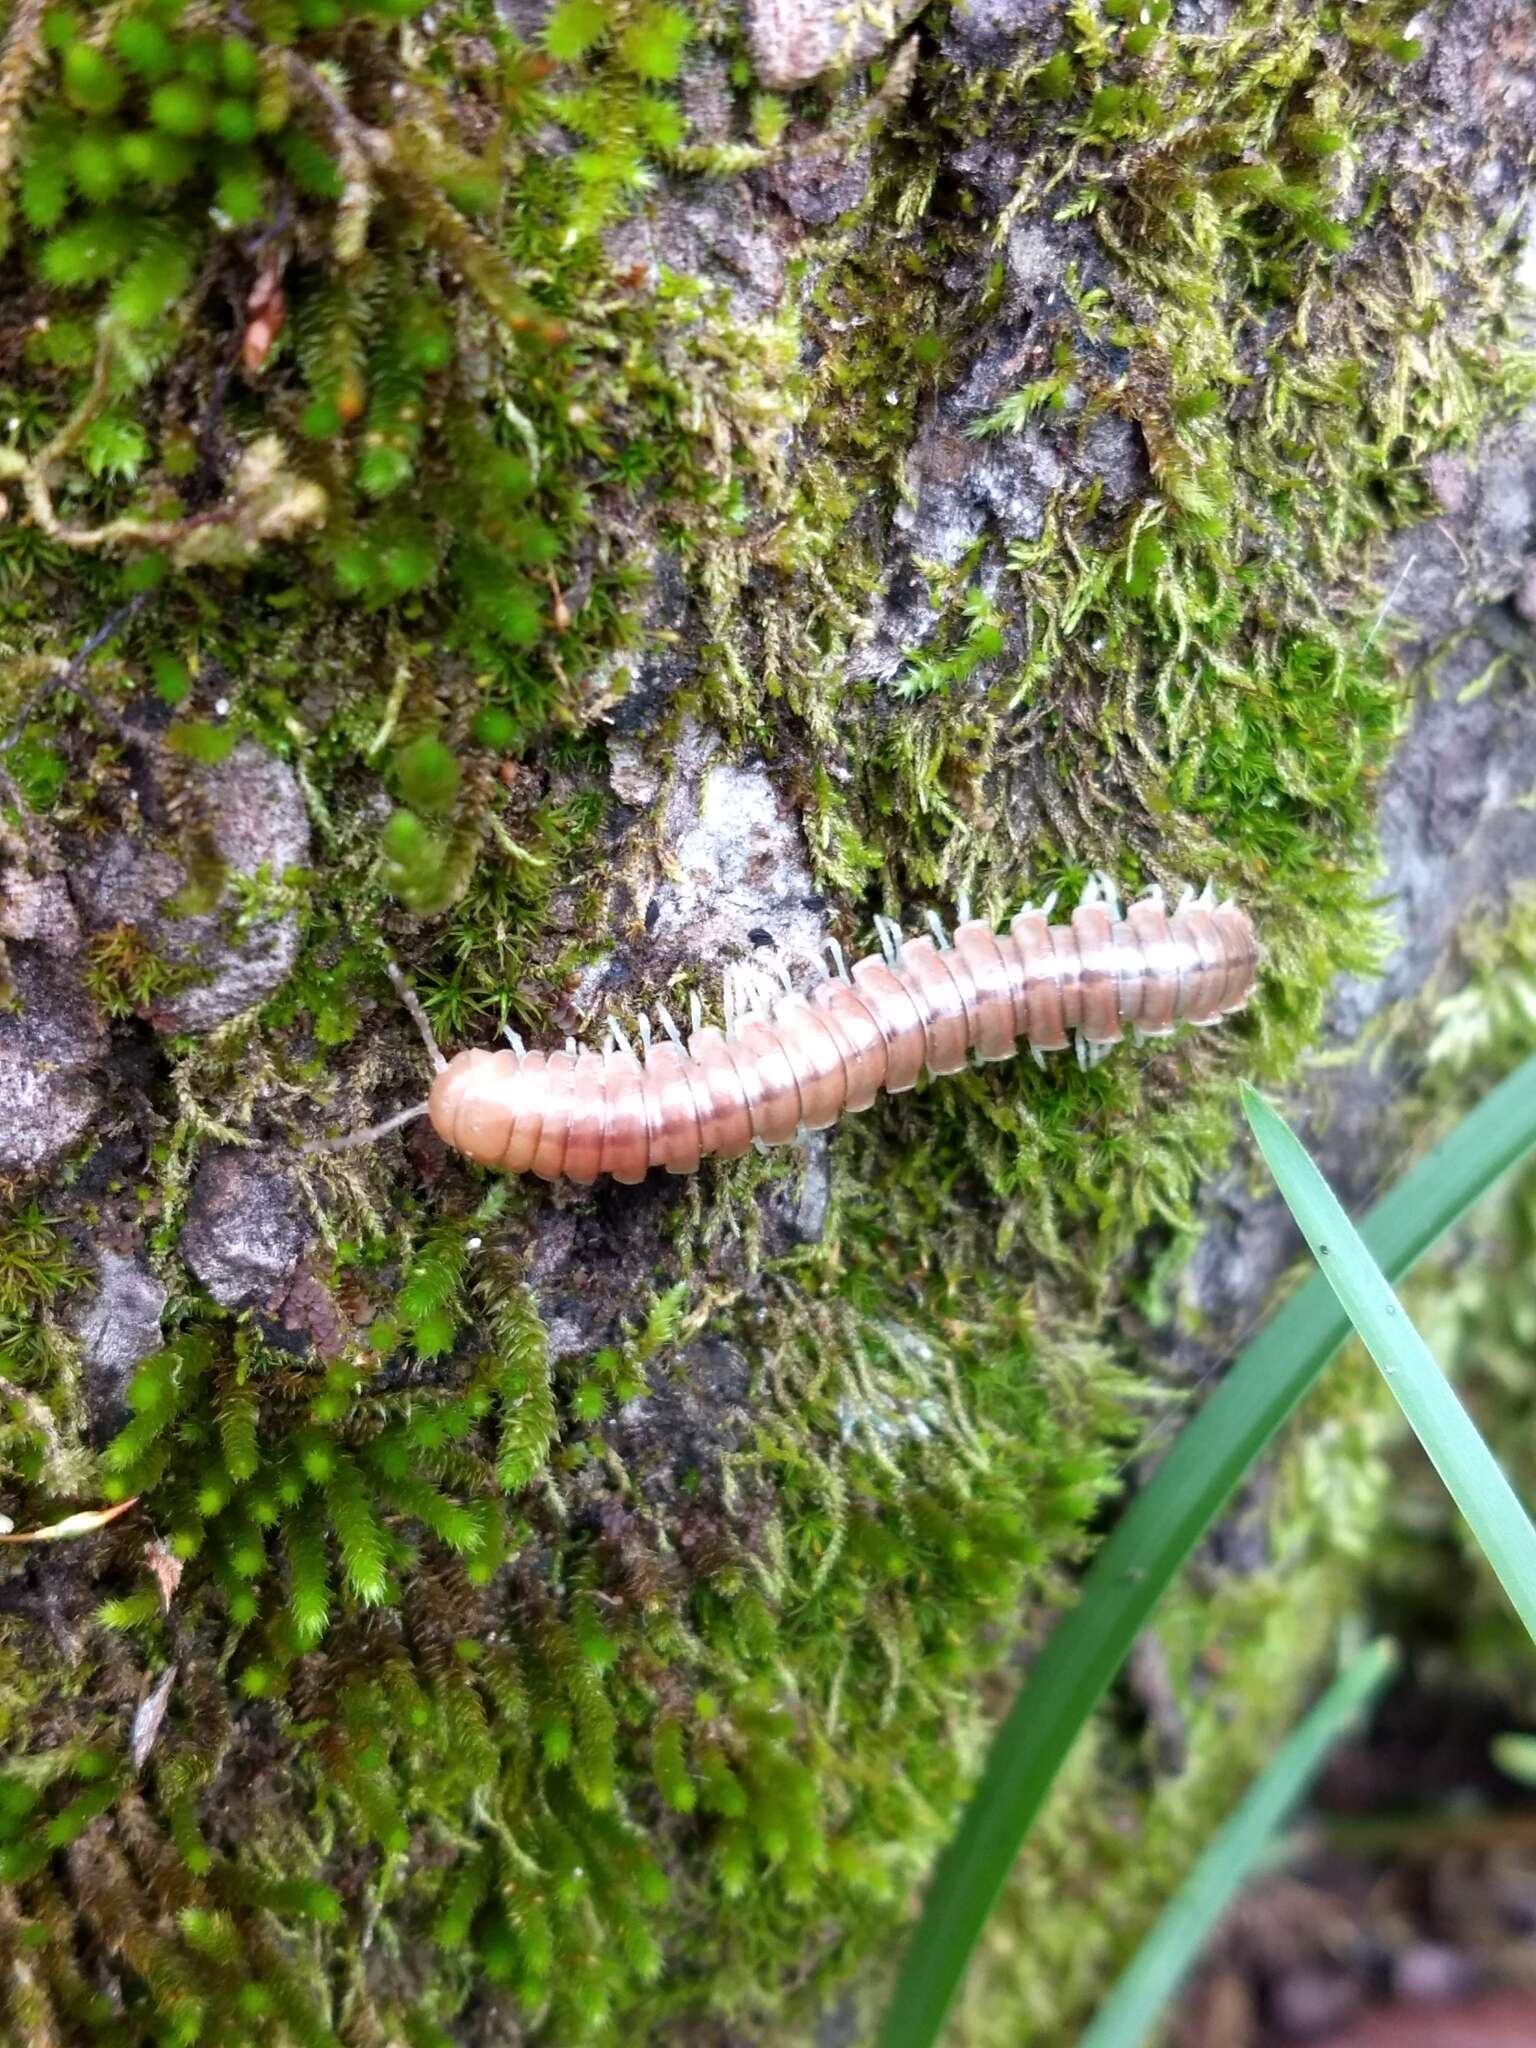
[877,1050,1536,2048]
[1244,1085,1536,1647]
[1077,1636,1399,2048]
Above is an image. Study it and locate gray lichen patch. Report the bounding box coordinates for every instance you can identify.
[747,0,927,87]
[0,866,81,952]
[644,725,828,982]
[1327,421,1536,1037]
[178,1151,311,1311]
[0,947,109,1175]
[69,1249,169,1438]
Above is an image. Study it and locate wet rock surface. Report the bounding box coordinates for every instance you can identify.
[607,1337,756,1503]
[71,739,309,1034]
[524,1174,713,1368]
[178,1151,310,1311]
[524,1134,830,1369]
[759,1132,832,1252]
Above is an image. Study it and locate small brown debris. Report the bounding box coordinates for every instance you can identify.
[143,1540,184,1613]
[241,254,287,373]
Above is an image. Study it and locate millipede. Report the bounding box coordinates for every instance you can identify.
[316,877,1260,1185]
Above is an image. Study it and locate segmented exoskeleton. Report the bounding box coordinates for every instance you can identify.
[406,879,1259,1185]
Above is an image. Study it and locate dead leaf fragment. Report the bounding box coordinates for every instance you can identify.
[0,1496,139,1543]
[130,1663,177,1772]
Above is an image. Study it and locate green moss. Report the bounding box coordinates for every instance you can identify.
[0,0,1532,2041]
[947,898,1536,2046]
[1346,893,1536,1698]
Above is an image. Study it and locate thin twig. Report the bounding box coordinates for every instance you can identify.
[1364,549,1417,651]
[0,0,46,193]
[0,593,152,755]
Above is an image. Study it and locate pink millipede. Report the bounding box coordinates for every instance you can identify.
[335,878,1258,1186]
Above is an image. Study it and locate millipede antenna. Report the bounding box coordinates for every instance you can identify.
[384,958,446,1074]
[300,1102,430,1154]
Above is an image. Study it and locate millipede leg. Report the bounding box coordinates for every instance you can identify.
[503,1025,528,1059]
[738,963,774,1017]
[384,958,447,1074]
[1090,869,1122,919]
[925,909,951,950]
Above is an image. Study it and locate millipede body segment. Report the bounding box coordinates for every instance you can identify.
[424,886,1260,1185]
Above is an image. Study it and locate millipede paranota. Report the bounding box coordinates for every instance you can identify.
[412,878,1259,1186]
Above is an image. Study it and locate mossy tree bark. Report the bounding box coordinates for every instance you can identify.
[0,0,1533,2043]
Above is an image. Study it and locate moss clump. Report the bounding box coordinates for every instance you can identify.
[0,0,1532,2042]
[1350,894,1536,1698]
